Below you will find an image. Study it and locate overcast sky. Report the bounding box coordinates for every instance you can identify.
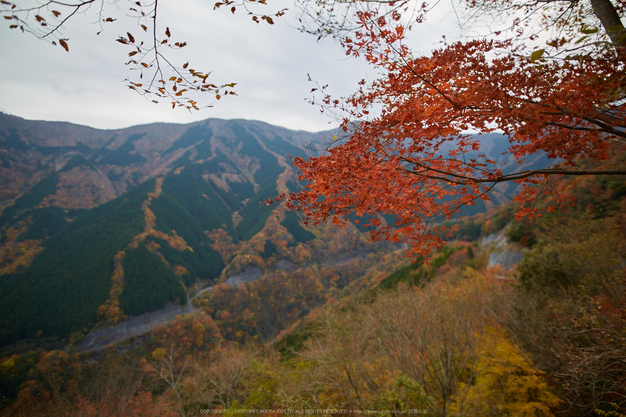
[0,0,460,132]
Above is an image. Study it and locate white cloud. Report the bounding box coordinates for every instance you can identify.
[0,0,461,132]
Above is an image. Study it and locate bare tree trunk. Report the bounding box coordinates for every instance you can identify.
[590,0,626,46]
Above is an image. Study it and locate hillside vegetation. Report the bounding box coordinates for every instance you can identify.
[0,114,623,416]
[1,147,624,416]
[0,116,329,348]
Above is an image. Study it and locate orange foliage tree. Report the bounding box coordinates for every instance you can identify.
[281,0,626,257]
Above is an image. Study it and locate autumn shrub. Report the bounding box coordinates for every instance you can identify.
[508,214,626,415]
[458,327,562,416]
[179,347,259,414]
[299,274,562,416]
[518,215,625,297]
[302,307,405,410]
[2,347,179,417]
[504,220,537,247]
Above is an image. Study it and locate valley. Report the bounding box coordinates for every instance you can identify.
[0,112,549,351]
[0,113,401,350]
[1,112,623,416]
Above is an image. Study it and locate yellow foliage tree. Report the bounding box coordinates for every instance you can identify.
[459,327,562,416]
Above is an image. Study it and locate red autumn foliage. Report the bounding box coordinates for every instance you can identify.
[283,1,626,259]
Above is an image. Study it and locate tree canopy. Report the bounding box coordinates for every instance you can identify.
[281,0,626,258]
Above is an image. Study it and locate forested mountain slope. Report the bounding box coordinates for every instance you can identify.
[0,114,324,348]
[0,113,549,351]
[1,114,622,416]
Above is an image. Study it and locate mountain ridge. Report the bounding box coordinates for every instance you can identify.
[0,114,333,348]
[0,113,550,350]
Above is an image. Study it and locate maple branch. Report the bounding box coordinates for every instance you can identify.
[485,168,626,182]
[295,0,411,40]
[593,109,626,128]
[419,181,498,226]
[4,0,97,12]
[491,92,626,140]
[403,158,486,183]
[542,102,626,139]
[542,120,626,139]
[405,166,626,186]
[41,1,97,39]
[2,0,248,110]
[2,0,100,41]
[395,49,469,111]
[580,116,626,139]
[148,0,162,92]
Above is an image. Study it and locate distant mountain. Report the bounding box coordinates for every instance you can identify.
[437,133,551,216]
[0,113,550,349]
[0,114,325,348]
